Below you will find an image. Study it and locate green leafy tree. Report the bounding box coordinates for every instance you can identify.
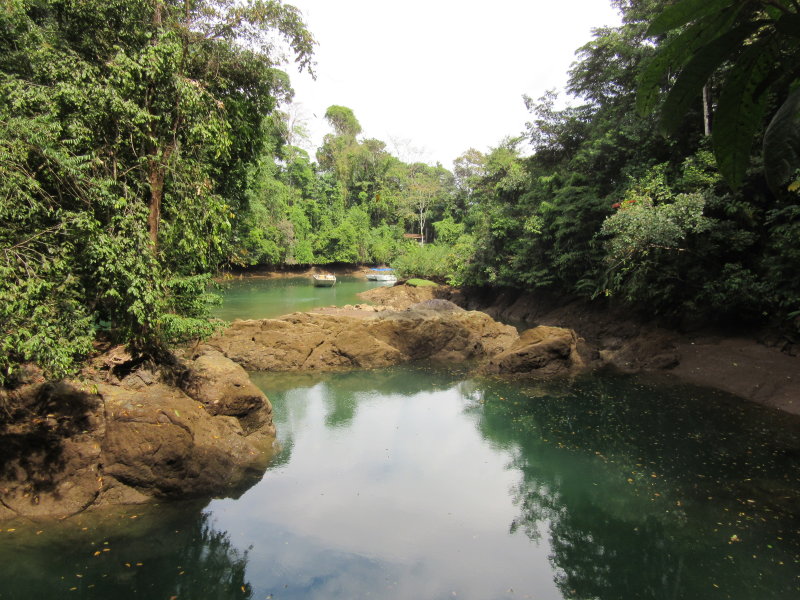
[637,0,800,191]
[0,0,314,382]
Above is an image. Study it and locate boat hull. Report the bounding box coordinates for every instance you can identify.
[366,274,397,282]
[312,275,336,287]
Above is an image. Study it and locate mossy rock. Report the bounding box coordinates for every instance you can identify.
[406,278,438,287]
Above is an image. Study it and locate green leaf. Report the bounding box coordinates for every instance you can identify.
[659,22,761,134]
[764,86,800,192]
[645,0,736,37]
[713,40,781,188]
[637,7,743,115]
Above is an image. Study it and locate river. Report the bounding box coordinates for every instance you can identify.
[1,277,798,599]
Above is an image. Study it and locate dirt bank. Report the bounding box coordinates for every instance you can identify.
[359,284,800,415]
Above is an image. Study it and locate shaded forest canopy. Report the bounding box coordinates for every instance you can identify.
[1,0,799,383]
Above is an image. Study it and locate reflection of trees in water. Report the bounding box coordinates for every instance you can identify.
[473,374,800,600]
[0,503,253,600]
[260,365,467,432]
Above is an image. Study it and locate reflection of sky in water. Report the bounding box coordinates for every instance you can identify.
[210,377,560,600]
[4,367,797,600]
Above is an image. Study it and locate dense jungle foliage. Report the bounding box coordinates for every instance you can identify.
[2,0,799,383]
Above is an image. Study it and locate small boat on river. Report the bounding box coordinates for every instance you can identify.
[312,273,336,287]
[366,268,397,283]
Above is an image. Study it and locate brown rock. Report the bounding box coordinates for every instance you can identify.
[182,350,274,435]
[357,283,451,310]
[484,326,583,376]
[0,382,105,519]
[99,382,272,499]
[205,307,518,372]
[0,351,277,520]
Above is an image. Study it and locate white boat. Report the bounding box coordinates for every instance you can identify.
[366,268,397,282]
[312,273,336,287]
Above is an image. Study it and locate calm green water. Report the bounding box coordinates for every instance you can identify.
[1,367,799,600]
[2,278,799,599]
[212,275,390,321]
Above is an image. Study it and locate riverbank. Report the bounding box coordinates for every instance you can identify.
[215,263,379,281]
[355,283,800,415]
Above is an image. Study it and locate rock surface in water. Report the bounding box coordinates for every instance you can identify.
[205,303,584,377]
[205,304,521,372]
[484,326,584,376]
[0,350,276,521]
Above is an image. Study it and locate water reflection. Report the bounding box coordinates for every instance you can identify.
[215,367,559,600]
[3,367,798,600]
[472,373,800,600]
[0,502,252,600]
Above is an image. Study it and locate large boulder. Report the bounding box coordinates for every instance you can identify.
[205,307,518,372]
[99,379,273,501]
[0,350,276,520]
[483,326,584,376]
[181,349,275,436]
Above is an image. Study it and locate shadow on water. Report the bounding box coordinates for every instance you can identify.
[0,502,252,600]
[469,372,800,600]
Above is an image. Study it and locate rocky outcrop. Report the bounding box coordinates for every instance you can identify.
[357,284,452,310]
[0,350,276,521]
[484,326,584,376]
[0,290,602,521]
[204,303,519,372]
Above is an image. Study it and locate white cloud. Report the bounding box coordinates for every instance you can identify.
[283,0,621,169]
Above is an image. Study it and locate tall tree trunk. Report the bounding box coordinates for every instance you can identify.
[702,83,712,136]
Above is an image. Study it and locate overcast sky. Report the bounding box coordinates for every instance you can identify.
[284,0,621,169]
